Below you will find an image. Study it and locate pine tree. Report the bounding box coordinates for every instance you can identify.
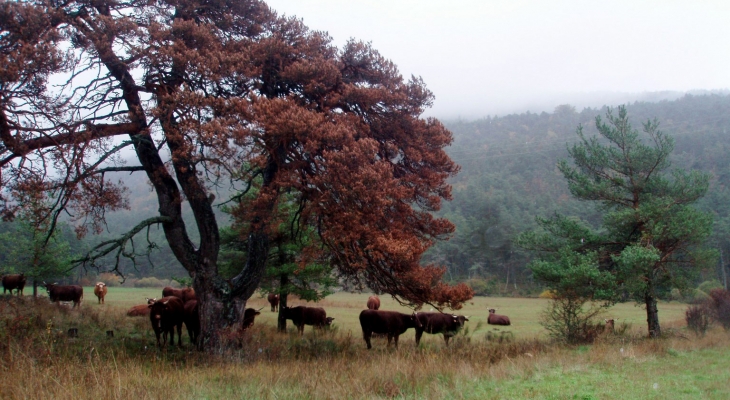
[519,106,714,338]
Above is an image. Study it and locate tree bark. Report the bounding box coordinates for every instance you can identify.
[278,273,289,332]
[645,278,661,338]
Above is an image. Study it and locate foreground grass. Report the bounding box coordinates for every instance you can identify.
[1,293,726,399]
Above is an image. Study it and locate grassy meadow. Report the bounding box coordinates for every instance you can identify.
[0,288,728,399]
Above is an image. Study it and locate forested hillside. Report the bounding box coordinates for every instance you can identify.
[6,94,727,290]
[424,94,730,293]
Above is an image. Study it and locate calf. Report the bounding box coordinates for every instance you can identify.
[126,298,156,316]
[487,308,511,326]
[604,318,615,334]
[415,312,469,346]
[2,274,26,296]
[359,310,423,349]
[183,300,200,345]
[366,295,380,310]
[148,296,185,348]
[241,307,264,331]
[267,293,280,312]
[43,282,83,308]
[281,306,331,335]
[93,282,108,304]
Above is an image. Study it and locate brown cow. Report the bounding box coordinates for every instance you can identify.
[148,296,185,348]
[93,282,107,304]
[604,318,615,333]
[267,293,280,312]
[366,295,380,310]
[183,300,200,345]
[359,310,423,349]
[127,298,156,316]
[162,286,196,302]
[241,307,264,331]
[487,308,511,326]
[415,312,469,346]
[43,282,83,308]
[2,274,26,296]
[281,306,332,335]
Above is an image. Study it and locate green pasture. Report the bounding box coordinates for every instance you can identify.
[66,287,689,345]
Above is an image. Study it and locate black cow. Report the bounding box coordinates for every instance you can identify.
[183,300,200,345]
[281,306,332,335]
[43,282,83,307]
[241,307,264,331]
[149,296,185,348]
[2,274,27,296]
[415,312,469,346]
[359,310,423,349]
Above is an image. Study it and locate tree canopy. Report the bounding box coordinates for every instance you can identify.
[0,0,471,350]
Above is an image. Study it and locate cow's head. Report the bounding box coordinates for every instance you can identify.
[452,314,469,328]
[411,312,423,328]
[146,297,156,305]
[148,299,171,328]
[325,317,335,326]
[42,282,57,291]
[488,308,496,314]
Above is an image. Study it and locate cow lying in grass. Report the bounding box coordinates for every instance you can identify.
[487,308,511,326]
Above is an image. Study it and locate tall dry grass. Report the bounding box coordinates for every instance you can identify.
[1,295,728,399]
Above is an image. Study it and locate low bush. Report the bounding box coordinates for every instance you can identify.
[707,288,730,330]
[685,304,712,336]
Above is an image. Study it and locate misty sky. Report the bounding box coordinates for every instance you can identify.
[265,0,730,119]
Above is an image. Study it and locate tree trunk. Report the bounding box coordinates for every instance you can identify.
[645,289,661,338]
[32,280,38,298]
[720,247,727,290]
[277,273,289,332]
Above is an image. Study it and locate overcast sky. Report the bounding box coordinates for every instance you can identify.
[265,0,730,119]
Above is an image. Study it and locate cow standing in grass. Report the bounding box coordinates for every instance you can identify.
[281,306,332,335]
[414,312,469,346]
[366,295,380,310]
[148,296,185,348]
[359,310,422,349]
[267,293,279,312]
[241,307,264,331]
[43,282,83,308]
[183,300,200,345]
[93,282,107,304]
[487,309,511,326]
[2,274,26,296]
[162,286,196,302]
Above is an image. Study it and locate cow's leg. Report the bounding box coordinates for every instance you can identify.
[415,329,423,346]
[444,335,450,346]
[387,334,393,348]
[177,323,183,347]
[363,330,372,349]
[393,334,399,348]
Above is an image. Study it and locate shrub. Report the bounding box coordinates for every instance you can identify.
[465,278,496,296]
[133,277,171,288]
[698,279,723,294]
[685,304,711,336]
[707,288,730,330]
[539,290,557,299]
[540,297,606,344]
[98,272,123,287]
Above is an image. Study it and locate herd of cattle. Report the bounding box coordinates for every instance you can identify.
[2,274,516,350]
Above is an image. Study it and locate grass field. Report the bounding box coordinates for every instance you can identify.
[1,288,728,399]
[77,287,691,343]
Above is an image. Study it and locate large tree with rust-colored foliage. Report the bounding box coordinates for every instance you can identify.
[0,0,472,350]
